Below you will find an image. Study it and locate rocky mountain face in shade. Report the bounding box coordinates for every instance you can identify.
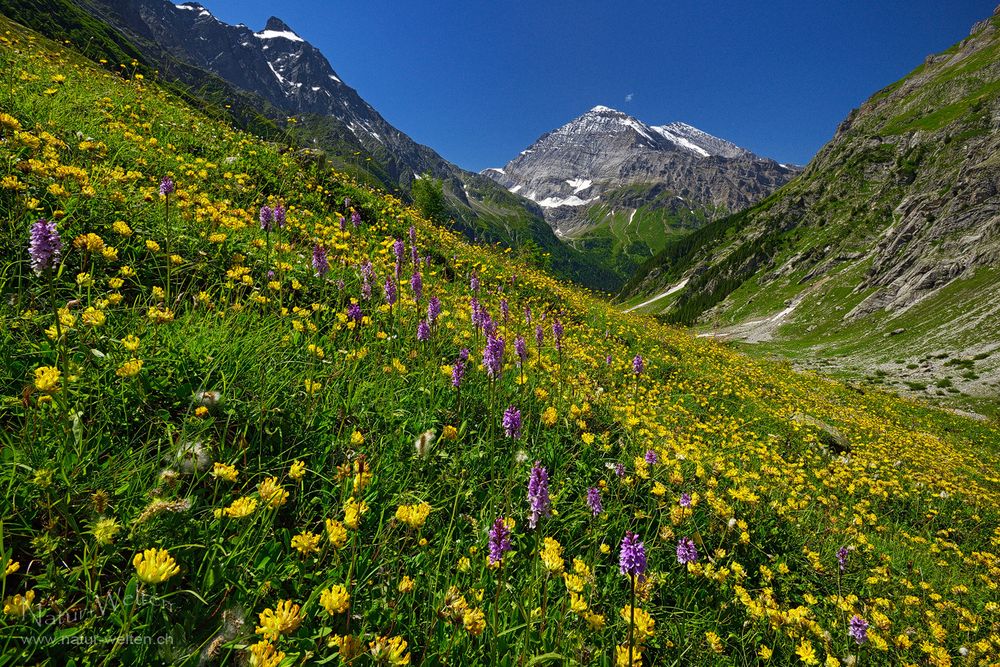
[80,0,451,183]
[72,0,620,288]
[483,106,798,237]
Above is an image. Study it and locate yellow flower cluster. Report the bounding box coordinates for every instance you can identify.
[395,502,431,530]
[133,548,180,585]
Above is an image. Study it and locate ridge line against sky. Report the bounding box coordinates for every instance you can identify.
[174,0,995,172]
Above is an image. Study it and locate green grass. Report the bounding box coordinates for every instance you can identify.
[1,15,1000,667]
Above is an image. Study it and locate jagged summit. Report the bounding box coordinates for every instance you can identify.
[256,16,301,40]
[483,106,796,237]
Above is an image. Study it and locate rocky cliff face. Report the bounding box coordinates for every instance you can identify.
[75,0,621,288]
[484,106,797,237]
[83,0,452,184]
[623,7,1000,411]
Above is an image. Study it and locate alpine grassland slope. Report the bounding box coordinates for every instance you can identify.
[622,9,1000,418]
[2,17,1000,667]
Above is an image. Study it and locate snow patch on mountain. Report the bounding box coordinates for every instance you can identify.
[255,29,303,42]
[649,125,710,157]
[537,194,599,208]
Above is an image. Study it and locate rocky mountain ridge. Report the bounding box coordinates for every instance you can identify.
[65,0,620,288]
[484,105,797,238]
[622,6,1000,413]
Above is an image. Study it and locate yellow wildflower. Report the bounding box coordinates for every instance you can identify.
[255,600,302,640]
[291,531,321,555]
[33,366,61,393]
[319,585,350,615]
[258,477,288,508]
[395,502,432,530]
[223,497,257,519]
[540,537,564,574]
[212,462,238,482]
[344,497,368,530]
[248,640,284,667]
[133,548,180,584]
[3,590,35,617]
[325,518,348,548]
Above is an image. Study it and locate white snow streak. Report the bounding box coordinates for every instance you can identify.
[255,30,304,42]
[536,195,598,208]
[624,279,689,313]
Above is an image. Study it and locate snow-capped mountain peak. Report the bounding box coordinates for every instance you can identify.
[483,105,798,237]
[255,16,303,42]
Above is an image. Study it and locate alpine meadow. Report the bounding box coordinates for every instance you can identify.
[1,3,1000,667]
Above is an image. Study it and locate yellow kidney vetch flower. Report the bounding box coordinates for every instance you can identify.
[540,537,564,575]
[344,497,369,530]
[325,518,348,548]
[291,531,321,555]
[33,366,61,393]
[3,590,35,617]
[463,607,486,636]
[289,460,306,481]
[319,584,350,615]
[248,640,284,667]
[133,548,180,584]
[258,477,288,508]
[220,497,256,519]
[255,600,302,640]
[395,502,431,530]
[619,605,655,641]
[368,635,410,665]
[212,462,238,482]
[116,358,143,378]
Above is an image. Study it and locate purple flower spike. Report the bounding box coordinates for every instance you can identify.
[527,462,551,529]
[837,546,849,572]
[633,354,644,376]
[502,405,521,439]
[679,492,692,508]
[427,296,441,323]
[159,176,174,195]
[273,202,286,228]
[384,277,397,306]
[347,303,363,323]
[587,487,603,516]
[676,537,698,565]
[619,531,647,577]
[29,219,62,275]
[849,615,868,645]
[644,449,658,465]
[451,359,466,388]
[410,271,423,302]
[483,333,505,379]
[488,517,511,566]
[417,319,430,342]
[312,244,328,276]
[515,336,527,365]
[259,205,273,232]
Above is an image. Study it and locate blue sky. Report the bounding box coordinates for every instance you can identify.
[185,1,994,171]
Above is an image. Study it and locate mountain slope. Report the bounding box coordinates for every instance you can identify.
[484,106,797,280]
[2,19,999,665]
[623,8,1000,416]
[52,0,618,289]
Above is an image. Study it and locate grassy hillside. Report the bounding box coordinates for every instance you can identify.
[1,18,1000,667]
[621,12,1000,417]
[561,183,718,282]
